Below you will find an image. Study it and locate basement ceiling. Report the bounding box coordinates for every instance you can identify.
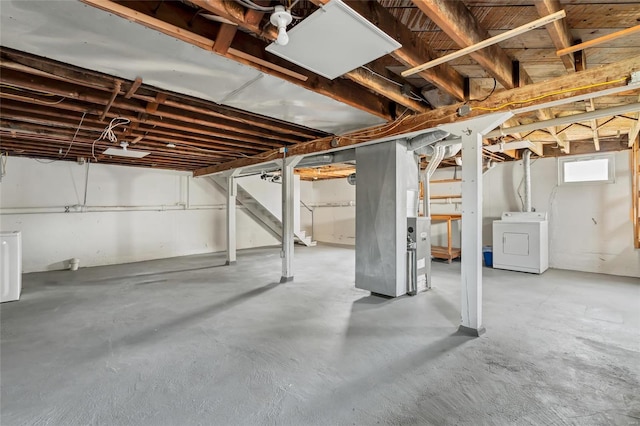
[0,0,639,175]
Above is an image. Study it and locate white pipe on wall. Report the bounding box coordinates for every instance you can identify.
[0,204,227,215]
[523,149,532,212]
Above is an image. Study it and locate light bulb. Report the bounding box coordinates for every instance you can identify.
[276,26,289,46]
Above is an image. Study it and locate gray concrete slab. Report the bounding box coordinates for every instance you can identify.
[1,245,639,425]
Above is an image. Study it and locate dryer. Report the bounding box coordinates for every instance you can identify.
[492,212,548,274]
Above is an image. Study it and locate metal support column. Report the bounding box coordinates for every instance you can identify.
[281,154,302,283]
[225,172,239,265]
[440,113,511,336]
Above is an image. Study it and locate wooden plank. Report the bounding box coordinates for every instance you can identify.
[100,81,121,121]
[557,25,640,57]
[145,92,167,114]
[629,95,640,148]
[534,0,575,72]
[585,99,600,151]
[402,10,566,77]
[212,23,238,55]
[537,108,570,153]
[194,56,640,176]
[124,77,142,98]
[411,0,532,89]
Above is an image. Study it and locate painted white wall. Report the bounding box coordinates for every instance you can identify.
[0,158,279,272]
[305,178,356,245]
[303,150,639,277]
[481,151,639,277]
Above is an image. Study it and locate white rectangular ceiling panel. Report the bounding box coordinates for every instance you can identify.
[0,0,262,104]
[266,0,402,80]
[222,74,385,135]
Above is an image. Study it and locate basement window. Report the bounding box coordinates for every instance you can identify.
[558,154,615,185]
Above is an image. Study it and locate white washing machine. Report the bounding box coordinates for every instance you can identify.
[492,212,548,274]
[1,231,22,303]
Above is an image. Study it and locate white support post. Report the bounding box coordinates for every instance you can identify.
[281,154,302,283]
[225,175,237,265]
[440,113,511,336]
[224,169,241,266]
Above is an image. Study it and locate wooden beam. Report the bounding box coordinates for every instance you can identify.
[411,0,532,89]
[190,0,425,111]
[82,0,392,120]
[212,23,238,55]
[0,68,302,144]
[629,95,640,148]
[189,0,274,39]
[557,25,640,57]
[145,92,167,114]
[535,0,575,72]
[402,10,566,77]
[344,68,429,113]
[537,108,570,153]
[585,99,600,151]
[100,81,121,121]
[124,76,142,98]
[342,0,465,101]
[194,56,640,176]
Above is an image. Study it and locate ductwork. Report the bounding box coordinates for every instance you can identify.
[417,137,462,218]
[407,129,450,153]
[421,144,446,217]
[523,149,532,212]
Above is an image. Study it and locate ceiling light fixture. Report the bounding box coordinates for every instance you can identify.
[270,5,292,46]
[102,141,150,158]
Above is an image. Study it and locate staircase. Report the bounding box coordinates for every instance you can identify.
[211,176,316,247]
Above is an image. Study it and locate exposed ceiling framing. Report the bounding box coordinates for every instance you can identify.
[0,0,639,178]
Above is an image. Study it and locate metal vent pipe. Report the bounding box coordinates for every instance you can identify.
[523,149,532,212]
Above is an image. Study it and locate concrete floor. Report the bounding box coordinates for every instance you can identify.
[1,245,639,425]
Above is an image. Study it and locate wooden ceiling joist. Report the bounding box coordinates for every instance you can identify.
[81,0,394,120]
[1,50,324,140]
[411,0,532,89]
[190,0,428,112]
[535,0,575,72]
[342,0,466,101]
[194,55,640,176]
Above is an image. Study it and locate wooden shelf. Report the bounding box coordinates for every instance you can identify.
[430,214,462,263]
[431,246,461,262]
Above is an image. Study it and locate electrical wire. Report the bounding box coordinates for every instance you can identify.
[62,112,87,159]
[468,78,496,103]
[32,112,88,164]
[91,117,131,161]
[0,83,59,96]
[1,84,67,104]
[361,66,428,103]
[471,77,628,112]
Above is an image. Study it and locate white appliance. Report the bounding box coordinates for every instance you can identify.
[493,212,548,274]
[1,231,22,303]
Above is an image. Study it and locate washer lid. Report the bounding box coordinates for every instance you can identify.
[500,212,548,221]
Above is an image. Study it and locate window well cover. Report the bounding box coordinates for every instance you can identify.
[265,0,401,80]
